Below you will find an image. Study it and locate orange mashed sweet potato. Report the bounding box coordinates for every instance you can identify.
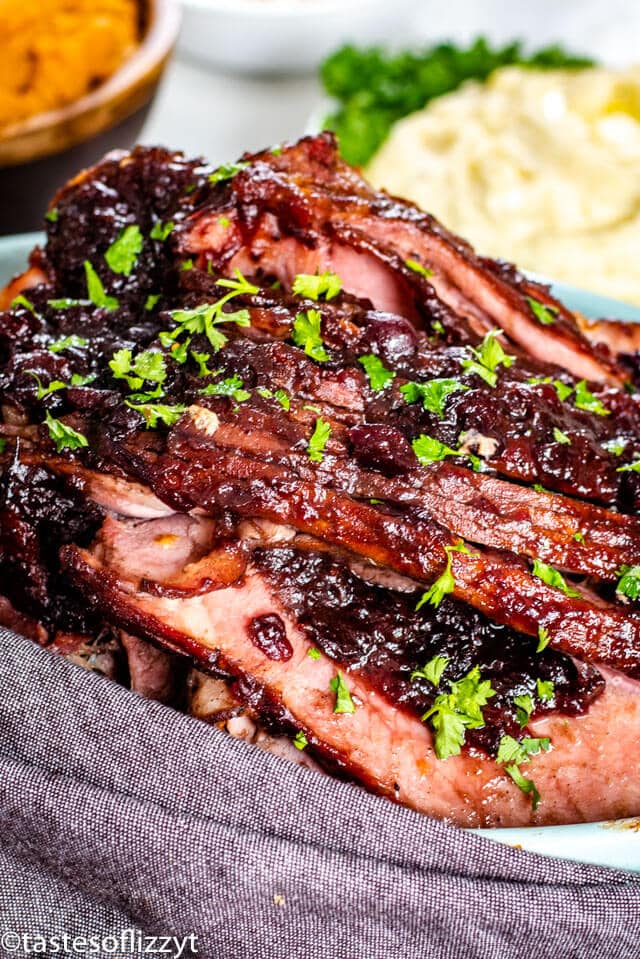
[0,0,141,131]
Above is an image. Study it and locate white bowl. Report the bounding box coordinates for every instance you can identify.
[177,0,417,75]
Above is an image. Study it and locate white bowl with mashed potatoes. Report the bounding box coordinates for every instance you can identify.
[365,65,640,306]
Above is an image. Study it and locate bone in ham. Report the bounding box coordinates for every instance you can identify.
[1,134,640,827]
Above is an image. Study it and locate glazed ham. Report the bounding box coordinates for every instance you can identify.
[1,135,640,827]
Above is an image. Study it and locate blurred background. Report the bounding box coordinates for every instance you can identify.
[2,0,640,301]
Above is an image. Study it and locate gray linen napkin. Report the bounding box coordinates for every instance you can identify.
[0,626,639,959]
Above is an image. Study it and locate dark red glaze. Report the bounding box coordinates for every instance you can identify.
[247,612,292,661]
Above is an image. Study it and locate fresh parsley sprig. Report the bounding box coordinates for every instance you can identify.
[291,309,329,363]
[358,354,395,391]
[401,377,468,418]
[292,272,342,301]
[416,540,476,610]
[44,412,88,452]
[307,417,332,463]
[105,225,143,276]
[531,558,581,598]
[421,665,495,760]
[329,671,356,714]
[460,329,514,388]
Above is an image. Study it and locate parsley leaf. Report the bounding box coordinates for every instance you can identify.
[416,541,475,610]
[291,309,329,363]
[45,207,59,223]
[358,354,395,391]
[125,401,186,429]
[496,734,550,810]
[553,426,571,445]
[27,372,66,400]
[44,411,88,452]
[144,294,161,311]
[292,271,342,301]
[11,294,36,313]
[401,377,468,417]
[293,731,308,750]
[150,220,174,241]
[574,380,610,416]
[208,161,248,184]
[421,665,495,760]
[199,374,250,403]
[536,678,555,703]
[573,531,585,543]
[109,349,166,392]
[307,417,332,463]
[84,261,119,311]
[616,460,640,474]
[405,258,434,279]
[616,564,640,601]
[329,671,356,714]
[105,225,143,276]
[505,765,541,810]
[412,434,458,464]
[531,558,581,598]
[411,654,449,686]
[513,693,534,728]
[460,329,514,388]
[307,647,321,660]
[48,334,88,354]
[275,388,290,411]
[536,626,551,652]
[526,296,557,326]
[603,438,627,456]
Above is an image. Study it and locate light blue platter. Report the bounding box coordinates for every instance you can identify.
[2,232,639,873]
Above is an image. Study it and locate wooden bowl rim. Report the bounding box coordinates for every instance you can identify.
[0,0,180,164]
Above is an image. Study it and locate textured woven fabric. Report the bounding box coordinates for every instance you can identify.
[0,626,639,959]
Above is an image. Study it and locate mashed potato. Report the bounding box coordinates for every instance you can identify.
[0,0,140,132]
[367,66,640,306]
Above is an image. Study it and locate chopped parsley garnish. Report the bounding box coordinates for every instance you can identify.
[405,258,434,279]
[527,375,574,402]
[616,460,640,474]
[109,349,166,392]
[0,439,6,453]
[291,309,329,362]
[412,434,458,464]
[11,294,36,313]
[574,380,610,416]
[292,271,342,301]
[460,329,514,388]
[573,531,585,543]
[531,558,581,598]
[166,270,256,352]
[411,654,449,687]
[421,665,495,760]
[105,225,143,276]
[150,220,174,241]
[615,564,640,601]
[218,216,230,229]
[401,377,468,418]
[358,354,395,391]
[44,411,88,452]
[125,401,186,429]
[45,207,59,223]
[84,260,119,311]
[603,438,627,456]
[416,540,474,610]
[48,334,88,353]
[412,433,480,471]
[526,296,558,326]
[293,731,308,750]
[536,626,551,653]
[307,417,331,463]
[180,258,194,271]
[536,678,555,703]
[553,426,571,445]
[199,374,250,403]
[145,294,161,311]
[191,351,216,378]
[329,671,356,714]
[431,319,445,336]
[27,372,66,400]
[208,161,248,184]
[275,388,290,411]
[307,647,321,660]
[513,693,534,728]
[496,734,550,810]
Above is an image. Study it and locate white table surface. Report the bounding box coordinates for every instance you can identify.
[140,53,321,166]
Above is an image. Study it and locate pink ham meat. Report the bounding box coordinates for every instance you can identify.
[61,518,640,829]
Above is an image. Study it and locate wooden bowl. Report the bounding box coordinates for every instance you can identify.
[0,0,180,235]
